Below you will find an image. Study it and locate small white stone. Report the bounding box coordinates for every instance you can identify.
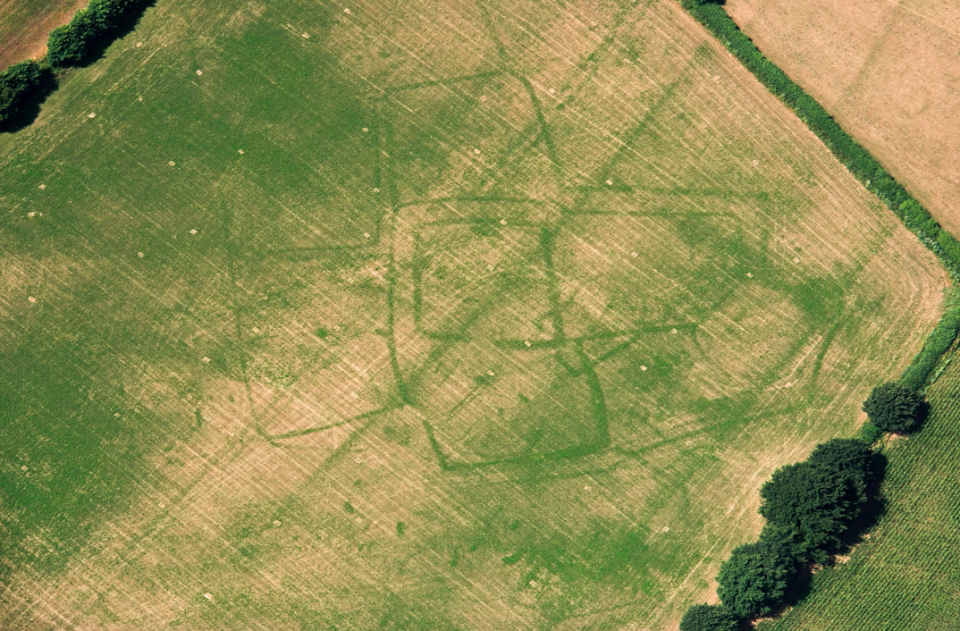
[38,184,46,190]
[548,88,555,95]
[486,264,494,271]
[88,112,96,118]
[136,42,143,48]
[662,526,670,533]
[27,212,36,217]
[793,257,800,264]
[252,327,260,333]
[671,328,678,334]
[499,219,506,225]
[302,33,310,39]
[21,465,28,471]
[138,96,143,102]
[752,159,759,166]
[238,149,244,154]
[746,272,753,278]
[487,370,495,377]
[203,593,213,601]
[137,251,144,258]
[606,179,613,185]
[196,70,203,76]
[362,127,369,132]
[273,520,282,527]
[344,7,351,13]
[473,148,481,154]
[168,161,175,166]
[631,252,638,258]
[201,356,211,363]
[363,232,370,238]
[584,485,591,491]
[189,229,198,235]
[372,188,379,193]
[159,502,165,508]
[524,341,531,347]
[640,365,647,371]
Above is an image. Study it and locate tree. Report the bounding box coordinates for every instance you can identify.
[808,438,874,484]
[47,12,99,68]
[862,382,925,433]
[716,540,794,619]
[679,604,739,631]
[759,461,865,563]
[0,61,44,125]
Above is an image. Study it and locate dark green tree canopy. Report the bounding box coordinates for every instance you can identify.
[808,438,874,482]
[758,461,865,563]
[0,60,44,125]
[47,0,152,68]
[679,603,739,631]
[862,382,925,433]
[716,540,794,619]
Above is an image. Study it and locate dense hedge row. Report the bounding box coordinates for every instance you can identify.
[48,0,152,68]
[0,0,152,132]
[900,290,960,391]
[683,0,960,282]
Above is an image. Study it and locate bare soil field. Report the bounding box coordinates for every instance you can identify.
[0,0,947,629]
[0,0,86,67]
[726,0,960,237]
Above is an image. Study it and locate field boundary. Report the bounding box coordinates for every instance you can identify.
[677,0,960,627]
[679,0,960,391]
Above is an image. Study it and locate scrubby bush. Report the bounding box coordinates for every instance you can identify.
[863,382,925,433]
[759,461,865,563]
[857,421,883,445]
[47,0,151,68]
[0,60,45,126]
[716,540,794,618]
[679,603,739,631]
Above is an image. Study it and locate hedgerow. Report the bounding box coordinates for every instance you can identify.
[48,0,153,68]
[682,2,960,283]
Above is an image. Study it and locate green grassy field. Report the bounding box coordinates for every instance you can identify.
[0,0,947,628]
[759,353,960,631]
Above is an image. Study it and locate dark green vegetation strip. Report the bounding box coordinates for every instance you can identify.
[0,0,153,131]
[758,359,960,630]
[900,288,960,392]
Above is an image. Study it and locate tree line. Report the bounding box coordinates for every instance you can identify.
[680,383,928,631]
[0,0,152,131]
